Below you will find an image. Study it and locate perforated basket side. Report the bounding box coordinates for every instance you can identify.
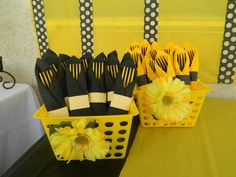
[137,81,211,127]
[34,101,139,160]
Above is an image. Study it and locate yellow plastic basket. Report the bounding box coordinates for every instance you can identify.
[136,81,211,127]
[34,100,139,160]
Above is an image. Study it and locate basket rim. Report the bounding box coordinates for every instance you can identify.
[34,100,139,120]
[136,80,212,94]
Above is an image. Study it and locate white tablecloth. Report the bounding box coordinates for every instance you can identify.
[0,83,44,175]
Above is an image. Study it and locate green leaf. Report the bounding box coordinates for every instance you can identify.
[59,121,72,128]
[152,114,159,120]
[48,124,60,135]
[85,120,98,129]
[48,121,72,135]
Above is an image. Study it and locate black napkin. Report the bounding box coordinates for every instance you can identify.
[105,50,120,105]
[41,49,59,74]
[41,49,71,106]
[59,54,70,69]
[57,54,70,98]
[35,59,69,116]
[66,56,94,116]
[87,53,107,115]
[107,53,137,115]
[80,52,93,73]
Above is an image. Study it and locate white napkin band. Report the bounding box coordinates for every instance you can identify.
[107,91,114,102]
[69,95,90,110]
[89,92,106,103]
[48,106,69,117]
[110,94,132,111]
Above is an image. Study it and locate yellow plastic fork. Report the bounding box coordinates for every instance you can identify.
[39,69,53,88]
[61,61,68,70]
[107,64,118,80]
[81,58,88,71]
[121,66,135,88]
[69,63,81,80]
[92,62,104,80]
[50,64,58,74]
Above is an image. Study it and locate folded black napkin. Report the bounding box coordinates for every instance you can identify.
[41,49,59,74]
[87,53,107,115]
[105,50,120,105]
[107,53,137,115]
[35,59,69,116]
[59,54,70,69]
[80,52,93,73]
[66,56,94,116]
[58,54,70,99]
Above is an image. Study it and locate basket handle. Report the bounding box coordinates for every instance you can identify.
[144,0,159,43]
[79,0,160,54]
[32,0,160,57]
[217,0,236,84]
[31,0,49,57]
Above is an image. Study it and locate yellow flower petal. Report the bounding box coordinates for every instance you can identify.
[50,119,110,162]
[146,77,191,121]
[72,119,87,134]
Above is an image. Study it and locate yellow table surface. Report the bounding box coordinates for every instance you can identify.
[120,98,236,177]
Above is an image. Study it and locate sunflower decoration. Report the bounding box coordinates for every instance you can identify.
[49,119,110,163]
[145,77,191,122]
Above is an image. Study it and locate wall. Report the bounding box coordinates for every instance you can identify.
[0,0,38,92]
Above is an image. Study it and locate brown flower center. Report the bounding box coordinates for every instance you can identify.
[74,135,89,145]
[162,95,174,106]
